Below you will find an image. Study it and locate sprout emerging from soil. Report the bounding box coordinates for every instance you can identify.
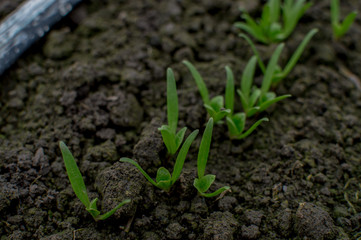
[59,141,130,221]
[331,0,358,39]
[235,0,312,44]
[183,60,231,123]
[224,66,269,139]
[240,28,318,84]
[158,68,187,155]
[120,130,199,191]
[237,47,291,118]
[183,61,270,139]
[193,118,230,197]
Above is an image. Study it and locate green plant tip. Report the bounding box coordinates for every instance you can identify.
[183,61,232,123]
[235,0,312,44]
[331,0,358,39]
[59,141,131,221]
[159,67,187,155]
[193,118,230,197]
[120,129,199,192]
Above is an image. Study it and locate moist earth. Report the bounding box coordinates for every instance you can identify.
[1,0,361,239]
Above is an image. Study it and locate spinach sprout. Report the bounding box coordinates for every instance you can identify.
[59,141,130,221]
[235,0,312,44]
[183,60,231,123]
[331,0,358,39]
[120,130,199,191]
[158,68,187,155]
[237,49,291,118]
[224,66,269,139]
[193,118,230,197]
[183,62,270,138]
[241,28,318,84]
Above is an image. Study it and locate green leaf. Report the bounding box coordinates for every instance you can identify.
[274,28,318,84]
[239,34,266,73]
[200,186,230,198]
[193,174,216,193]
[204,104,217,118]
[331,0,340,25]
[246,107,261,118]
[237,23,268,44]
[226,117,238,137]
[338,11,357,38]
[262,92,276,103]
[210,96,224,112]
[259,94,291,112]
[96,199,131,221]
[88,198,98,211]
[119,158,158,187]
[237,89,249,113]
[237,117,269,139]
[260,4,270,26]
[212,110,231,123]
[86,198,100,218]
[269,0,280,24]
[282,0,312,39]
[175,127,187,151]
[261,43,284,98]
[241,56,258,99]
[249,88,261,107]
[159,125,177,155]
[225,66,234,114]
[226,113,246,137]
[59,141,90,208]
[156,167,172,190]
[241,14,269,44]
[156,167,172,183]
[166,68,178,133]
[171,130,199,184]
[183,61,210,104]
[197,118,213,178]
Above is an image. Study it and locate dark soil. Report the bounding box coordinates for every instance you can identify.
[1,0,361,239]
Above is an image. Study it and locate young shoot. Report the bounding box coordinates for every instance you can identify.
[224,67,269,139]
[235,0,312,44]
[59,141,130,221]
[183,60,231,123]
[193,118,230,197]
[241,28,318,84]
[238,49,291,118]
[158,68,187,155]
[331,0,358,39]
[120,130,199,191]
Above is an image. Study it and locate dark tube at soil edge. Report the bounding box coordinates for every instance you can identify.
[0,0,82,75]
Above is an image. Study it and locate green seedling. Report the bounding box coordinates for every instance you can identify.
[237,48,291,118]
[120,130,199,191]
[241,28,318,84]
[235,0,312,44]
[59,141,130,221]
[224,67,269,139]
[183,60,231,123]
[158,68,187,155]
[194,118,230,197]
[226,113,269,139]
[331,0,358,39]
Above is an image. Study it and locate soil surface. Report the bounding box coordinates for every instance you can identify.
[1,0,361,239]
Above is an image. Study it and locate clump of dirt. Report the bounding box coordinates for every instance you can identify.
[1,0,361,239]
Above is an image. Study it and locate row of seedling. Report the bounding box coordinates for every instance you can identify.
[58,0,358,221]
[59,69,229,221]
[235,0,357,44]
[58,28,317,222]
